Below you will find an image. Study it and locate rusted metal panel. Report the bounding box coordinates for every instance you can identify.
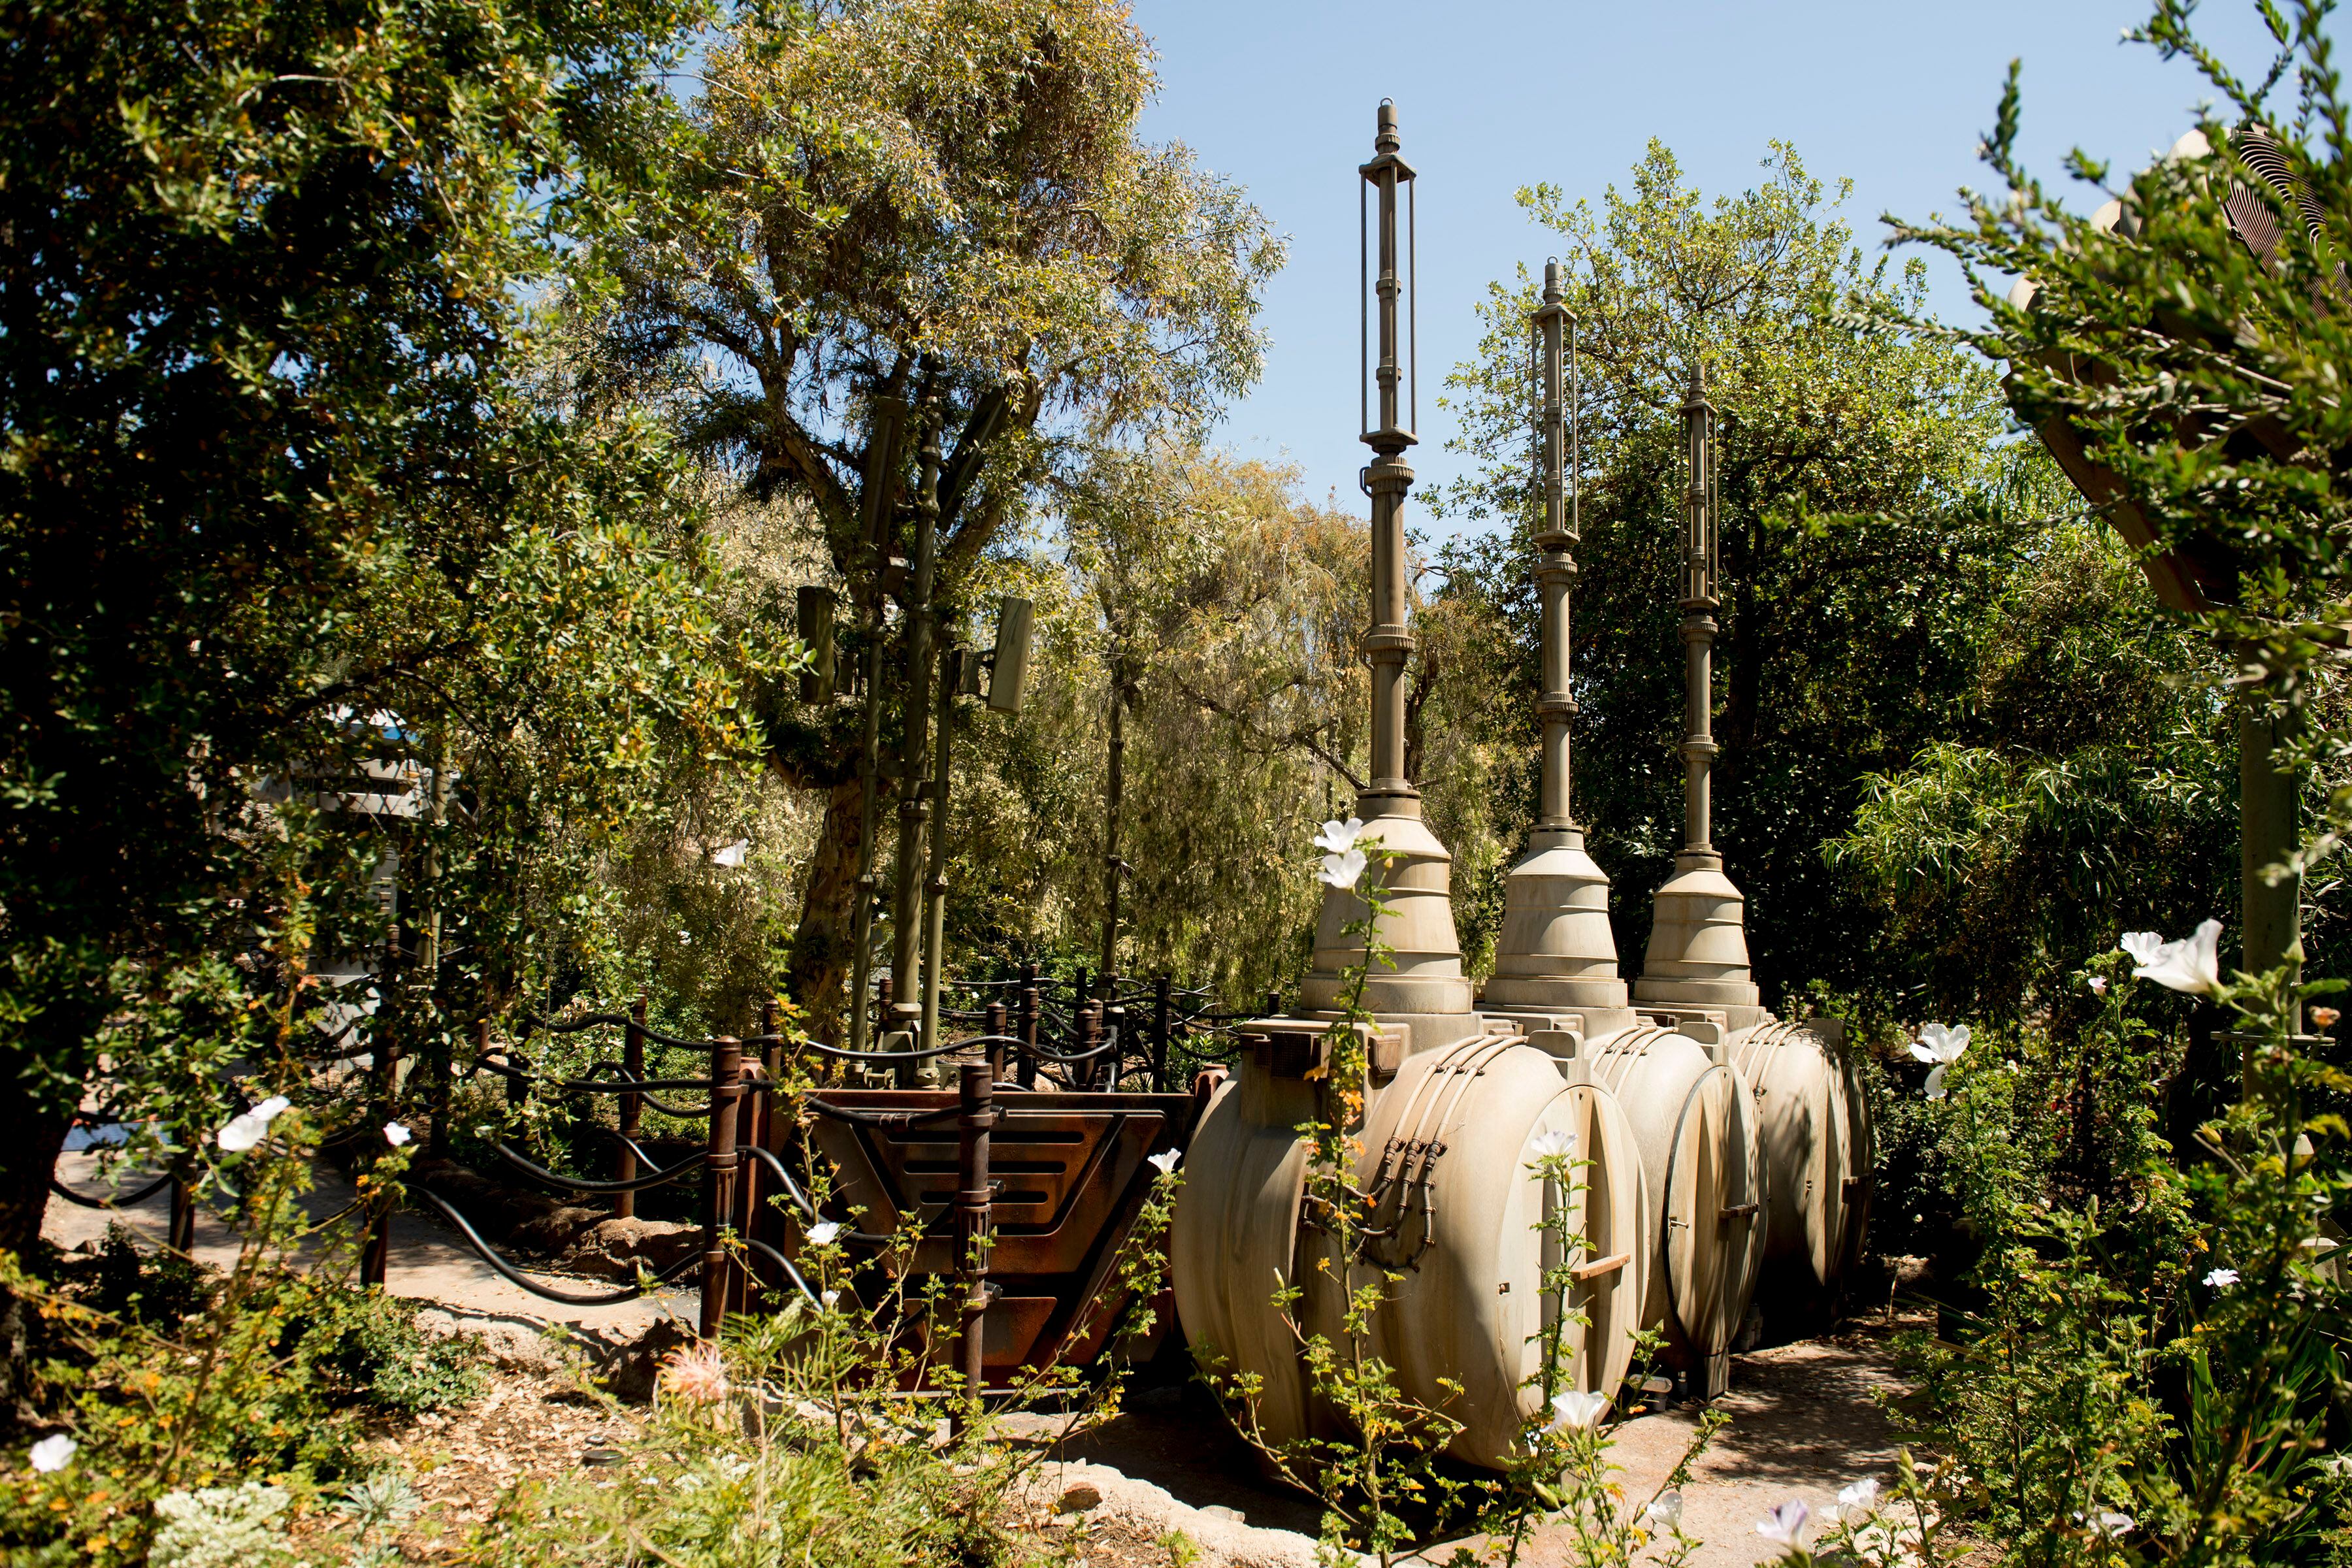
[772,1088,1201,1382]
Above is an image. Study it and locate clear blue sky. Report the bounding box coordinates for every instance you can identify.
[1132,0,2289,532]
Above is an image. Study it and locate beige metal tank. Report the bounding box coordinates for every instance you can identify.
[1172,1024,1654,1469]
[1731,1021,1851,1336]
[1584,1022,1766,1397]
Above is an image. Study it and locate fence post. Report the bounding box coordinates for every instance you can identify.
[701,1036,744,1341]
[503,1017,529,1114]
[1263,987,1281,1019]
[1104,1001,1127,1091]
[362,1033,401,1288]
[953,1060,996,1428]
[1152,976,1172,1092]
[760,997,782,1079]
[167,1161,195,1253]
[616,995,646,1220]
[986,1000,1008,1083]
[1078,1001,1102,1092]
[1017,964,1039,1090]
[734,1056,768,1313]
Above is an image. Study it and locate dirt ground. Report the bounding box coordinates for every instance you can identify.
[43,1162,1922,1568]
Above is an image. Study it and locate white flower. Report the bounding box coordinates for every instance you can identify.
[1526,1129,1576,1163]
[1313,817,1365,855]
[27,1434,73,1473]
[1756,1499,1810,1546]
[1318,847,1367,890]
[2128,919,2223,995]
[820,1289,841,1311]
[1643,1492,1684,1529]
[2089,975,2109,995]
[1838,1478,1880,1513]
[215,1095,291,1153]
[710,839,749,868]
[806,1220,843,1247]
[1547,1390,1610,1431]
[1147,1149,1181,1177]
[2081,1509,2134,1539]
[2323,1454,2352,1477]
[2204,1267,2240,1289]
[383,1121,411,1147]
[1910,1023,1968,1099]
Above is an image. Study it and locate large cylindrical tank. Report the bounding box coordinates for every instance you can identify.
[1172,1026,1653,1469]
[1730,1020,1874,1338]
[1731,1021,1846,1335]
[1584,1023,1767,1397]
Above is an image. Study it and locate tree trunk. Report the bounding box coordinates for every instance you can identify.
[786,776,869,1045]
[0,1090,66,1265]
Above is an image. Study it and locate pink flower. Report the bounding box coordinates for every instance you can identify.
[661,1343,730,1406]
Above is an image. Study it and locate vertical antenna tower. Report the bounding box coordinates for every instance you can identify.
[1479,260,1631,1022]
[1298,101,1475,1051]
[1635,365,1761,1014]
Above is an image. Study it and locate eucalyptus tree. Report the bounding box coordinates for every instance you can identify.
[1427,142,2234,1019]
[579,0,1281,1036]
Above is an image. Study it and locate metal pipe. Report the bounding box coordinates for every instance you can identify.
[363,1030,401,1288]
[1678,367,1720,856]
[1359,101,1418,803]
[953,1061,996,1422]
[1533,259,1580,830]
[615,994,645,1220]
[700,1036,743,1341]
[1152,976,1171,1091]
[1017,964,1040,1090]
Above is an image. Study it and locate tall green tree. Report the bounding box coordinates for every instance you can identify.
[0,0,756,1271]
[1426,143,2235,1020]
[578,0,1281,1036]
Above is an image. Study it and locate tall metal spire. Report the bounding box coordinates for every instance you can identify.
[1299,101,1475,1052]
[1480,259,1630,1021]
[1636,362,1760,1013]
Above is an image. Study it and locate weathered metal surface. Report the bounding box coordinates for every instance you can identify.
[785,1087,1201,1382]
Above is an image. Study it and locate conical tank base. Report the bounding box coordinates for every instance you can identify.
[1299,792,1475,1051]
[1634,851,1761,1009]
[1481,825,1631,1011]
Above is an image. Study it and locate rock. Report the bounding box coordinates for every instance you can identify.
[1201,1505,1246,1524]
[507,1205,610,1257]
[1055,1483,1103,1514]
[557,1218,701,1281]
[1018,1462,1318,1568]
[599,1316,697,1405]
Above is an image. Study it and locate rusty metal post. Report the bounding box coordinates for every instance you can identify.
[1017,964,1039,1090]
[362,1033,401,1288]
[701,1036,744,1341]
[734,1055,768,1311]
[167,1162,195,1253]
[1152,976,1172,1092]
[760,997,782,1077]
[1079,1001,1102,1092]
[987,1000,1008,1082]
[616,995,646,1220]
[1105,1000,1128,1090]
[954,1061,996,1423]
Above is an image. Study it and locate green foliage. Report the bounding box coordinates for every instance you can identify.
[0,0,783,1254]
[1429,139,2241,1023]
[575,0,1282,1036]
